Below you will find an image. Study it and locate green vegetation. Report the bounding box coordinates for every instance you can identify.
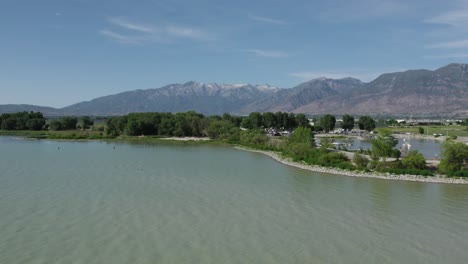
[0,112,46,130]
[353,153,369,169]
[78,116,94,130]
[402,150,427,170]
[2,111,467,179]
[387,119,398,126]
[439,140,468,176]
[0,129,110,140]
[370,129,400,161]
[106,111,309,138]
[358,116,376,131]
[320,114,336,132]
[341,114,355,130]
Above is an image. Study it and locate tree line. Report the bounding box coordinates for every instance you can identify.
[0,112,94,131]
[1,111,466,177]
[1,111,378,134]
[49,116,94,131]
[0,112,46,130]
[105,111,315,137]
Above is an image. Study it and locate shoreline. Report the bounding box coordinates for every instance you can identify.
[3,134,467,184]
[234,146,468,185]
[392,133,446,141]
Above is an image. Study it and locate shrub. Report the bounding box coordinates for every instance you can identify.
[353,153,369,169]
[318,152,349,167]
[375,160,403,171]
[446,171,468,177]
[402,150,427,170]
[439,140,468,173]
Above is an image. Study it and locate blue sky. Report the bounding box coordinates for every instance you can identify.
[1,0,468,107]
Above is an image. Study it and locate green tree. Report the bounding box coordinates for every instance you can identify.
[418,127,424,135]
[289,126,314,147]
[105,116,127,136]
[1,118,16,130]
[187,116,204,137]
[61,117,78,130]
[295,113,309,127]
[358,116,376,131]
[263,112,276,128]
[173,113,191,136]
[275,112,290,129]
[313,125,323,132]
[26,118,45,130]
[319,137,333,151]
[0,111,46,130]
[248,112,263,129]
[370,129,398,161]
[320,114,336,132]
[240,129,268,147]
[288,113,298,128]
[159,116,174,136]
[125,120,141,136]
[402,150,426,169]
[206,120,237,140]
[240,118,253,129]
[439,140,468,173]
[79,117,94,130]
[49,120,63,131]
[341,114,355,130]
[387,119,398,126]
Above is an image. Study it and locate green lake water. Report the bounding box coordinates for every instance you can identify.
[1,136,467,263]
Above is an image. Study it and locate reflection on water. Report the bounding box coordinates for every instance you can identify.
[0,136,467,264]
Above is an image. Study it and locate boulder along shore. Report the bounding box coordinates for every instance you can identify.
[235,146,468,184]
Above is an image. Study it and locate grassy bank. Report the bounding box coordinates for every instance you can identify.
[386,125,468,137]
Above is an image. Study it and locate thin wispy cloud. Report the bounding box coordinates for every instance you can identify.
[423,6,468,56]
[246,49,289,58]
[108,17,155,33]
[424,10,468,26]
[164,25,206,40]
[100,17,211,45]
[426,39,468,49]
[248,14,286,25]
[99,30,143,45]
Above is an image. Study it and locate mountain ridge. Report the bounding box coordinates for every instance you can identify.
[1,63,467,117]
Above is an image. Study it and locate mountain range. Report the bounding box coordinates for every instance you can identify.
[1,63,468,117]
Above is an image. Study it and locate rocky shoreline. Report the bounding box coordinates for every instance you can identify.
[235,146,468,185]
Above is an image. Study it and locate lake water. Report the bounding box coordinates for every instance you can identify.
[324,137,442,159]
[1,136,467,264]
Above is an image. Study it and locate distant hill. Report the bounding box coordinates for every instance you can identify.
[61,81,280,116]
[245,77,364,113]
[1,63,467,117]
[293,63,468,116]
[0,104,61,116]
